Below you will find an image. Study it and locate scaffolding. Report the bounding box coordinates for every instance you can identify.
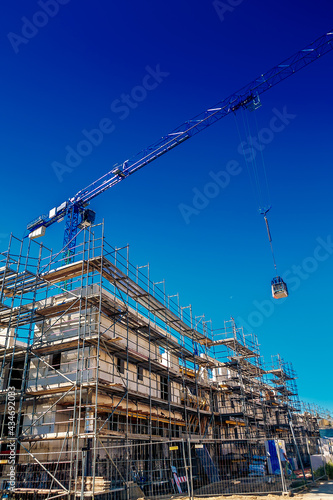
[0,224,329,497]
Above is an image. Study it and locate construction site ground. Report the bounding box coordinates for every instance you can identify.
[174,480,333,500]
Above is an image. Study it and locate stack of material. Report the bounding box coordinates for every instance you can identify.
[248,455,267,476]
[76,476,111,493]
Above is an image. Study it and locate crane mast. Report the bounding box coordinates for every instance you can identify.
[26,29,333,259]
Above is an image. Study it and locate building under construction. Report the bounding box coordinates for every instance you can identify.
[0,225,329,497]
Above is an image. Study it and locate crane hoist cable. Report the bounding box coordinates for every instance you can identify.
[260,207,288,299]
[234,105,288,300]
[242,107,265,208]
[233,104,269,211]
[232,112,261,209]
[261,207,277,273]
[253,108,271,208]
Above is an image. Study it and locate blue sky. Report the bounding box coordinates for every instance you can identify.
[1,1,333,412]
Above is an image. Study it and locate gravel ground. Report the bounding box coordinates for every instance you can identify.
[173,480,333,500]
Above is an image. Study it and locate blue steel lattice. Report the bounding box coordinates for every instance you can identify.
[26,29,333,252]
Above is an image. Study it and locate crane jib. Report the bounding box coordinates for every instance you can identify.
[26,30,333,242]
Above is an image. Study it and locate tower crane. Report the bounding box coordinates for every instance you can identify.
[27,29,333,269]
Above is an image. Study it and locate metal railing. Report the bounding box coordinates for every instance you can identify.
[2,436,329,498]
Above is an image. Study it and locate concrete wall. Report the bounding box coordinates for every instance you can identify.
[27,347,92,390]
